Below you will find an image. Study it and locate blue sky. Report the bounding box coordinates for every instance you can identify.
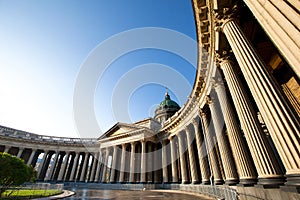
[0,0,197,138]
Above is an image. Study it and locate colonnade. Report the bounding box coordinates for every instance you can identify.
[0,0,299,192]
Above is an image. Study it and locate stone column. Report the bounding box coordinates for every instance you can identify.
[45,151,59,181]
[140,141,146,183]
[178,133,188,183]
[69,152,79,182]
[119,144,126,183]
[53,153,64,180]
[170,137,179,183]
[192,119,210,184]
[80,153,89,182]
[58,152,70,181]
[200,110,223,185]
[185,126,199,184]
[220,11,300,184]
[89,152,98,182]
[153,144,162,183]
[94,151,102,182]
[110,146,118,183]
[37,151,49,178]
[219,58,284,185]
[101,149,109,183]
[41,152,53,180]
[162,140,169,183]
[213,78,257,185]
[208,95,239,185]
[16,148,24,158]
[242,1,300,77]
[27,149,36,166]
[4,146,10,153]
[147,143,153,183]
[129,142,136,183]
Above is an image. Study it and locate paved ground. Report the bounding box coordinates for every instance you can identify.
[62,189,215,200]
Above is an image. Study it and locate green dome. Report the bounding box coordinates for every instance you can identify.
[156,92,180,110]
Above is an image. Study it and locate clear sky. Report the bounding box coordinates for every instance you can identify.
[0,0,197,138]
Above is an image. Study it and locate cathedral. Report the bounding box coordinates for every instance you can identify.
[0,0,299,199]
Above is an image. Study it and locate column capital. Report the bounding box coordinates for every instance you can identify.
[141,139,146,144]
[184,125,192,133]
[192,118,199,127]
[206,95,218,105]
[205,95,212,104]
[199,108,208,117]
[215,51,234,66]
[131,141,137,146]
[162,139,168,145]
[214,4,239,31]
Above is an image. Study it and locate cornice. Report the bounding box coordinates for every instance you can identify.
[157,0,216,136]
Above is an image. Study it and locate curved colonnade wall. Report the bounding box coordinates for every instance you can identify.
[0,0,299,199]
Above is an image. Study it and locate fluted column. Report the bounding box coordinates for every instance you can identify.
[178,133,188,183]
[27,149,36,166]
[219,58,284,185]
[37,151,49,178]
[94,151,102,182]
[208,95,239,185]
[69,152,79,182]
[58,152,70,181]
[242,1,300,77]
[119,144,126,183]
[170,137,179,183]
[110,146,118,183]
[200,111,223,185]
[101,149,109,183]
[214,79,257,184]
[129,142,136,183]
[185,126,199,184]
[220,13,300,184]
[140,141,146,183]
[45,151,59,181]
[89,152,98,182]
[16,148,24,158]
[162,140,169,183]
[80,153,89,182]
[192,119,210,184]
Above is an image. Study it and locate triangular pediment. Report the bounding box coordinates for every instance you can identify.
[98,122,142,139]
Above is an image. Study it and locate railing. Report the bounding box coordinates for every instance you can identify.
[0,125,98,144]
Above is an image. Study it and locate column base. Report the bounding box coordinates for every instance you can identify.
[214,179,224,185]
[181,180,190,184]
[257,176,285,188]
[225,179,239,185]
[201,179,210,185]
[285,173,300,187]
[238,178,257,186]
[191,180,200,184]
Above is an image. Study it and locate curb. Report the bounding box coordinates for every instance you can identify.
[31,190,75,200]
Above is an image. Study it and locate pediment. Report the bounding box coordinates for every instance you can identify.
[98,122,141,139]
